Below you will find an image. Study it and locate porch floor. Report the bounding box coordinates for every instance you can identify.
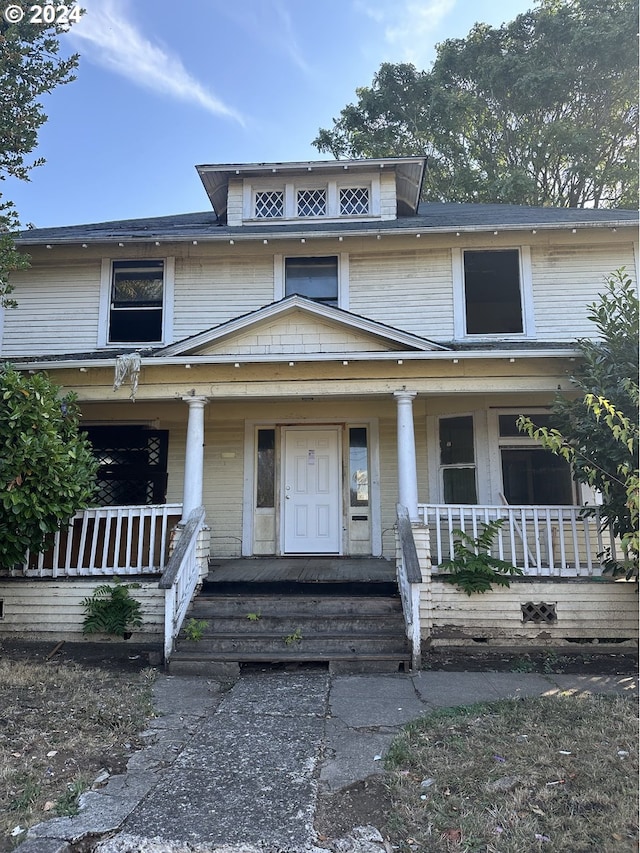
[206,556,395,584]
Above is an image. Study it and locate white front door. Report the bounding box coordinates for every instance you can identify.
[282,428,341,554]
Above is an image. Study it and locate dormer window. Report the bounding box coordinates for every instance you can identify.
[340,187,369,215]
[255,190,283,218]
[297,188,327,217]
[244,176,378,223]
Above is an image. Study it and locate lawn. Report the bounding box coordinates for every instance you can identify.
[383,693,638,852]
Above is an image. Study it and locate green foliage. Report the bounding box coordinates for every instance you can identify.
[283,628,303,646]
[0,365,98,569]
[246,611,261,622]
[183,618,208,642]
[518,270,639,578]
[314,0,638,208]
[81,578,143,638]
[0,2,81,305]
[439,520,523,595]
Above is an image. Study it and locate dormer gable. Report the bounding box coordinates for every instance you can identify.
[196,158,426,227]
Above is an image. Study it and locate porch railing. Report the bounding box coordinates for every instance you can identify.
[18,503,183,577]
[418,503,614,577]
[159,505,206,663]
[395,504,422,670]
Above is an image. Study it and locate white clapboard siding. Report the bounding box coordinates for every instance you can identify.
[203,419,245,557]
[3,262,101,357]
[348,249,454,339]
[172,255,274,341]
[424,578,638,642]
[0,579,165,640]
[531,244,637,341]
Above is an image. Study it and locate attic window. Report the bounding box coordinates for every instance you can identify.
[340,187,369,215]
[255,190,283,218]
[297,188,326,217]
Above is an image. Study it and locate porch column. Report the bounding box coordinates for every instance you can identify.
[181,395,208,521]
[394,390,419,521]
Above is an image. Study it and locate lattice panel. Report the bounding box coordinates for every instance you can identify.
[521,602,557,623]
[340,187,369,215]
[297,188,326,217]
[255,190,284,218]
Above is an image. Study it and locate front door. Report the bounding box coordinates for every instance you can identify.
[282,428,341,554]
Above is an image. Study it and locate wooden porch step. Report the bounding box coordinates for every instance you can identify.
[169,585,410,673]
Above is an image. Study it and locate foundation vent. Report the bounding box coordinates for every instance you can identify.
[521,602,557,624]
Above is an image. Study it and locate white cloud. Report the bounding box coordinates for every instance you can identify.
[356,0,456,67]
[68,0,245,124]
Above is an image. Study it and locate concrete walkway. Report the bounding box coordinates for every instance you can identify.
[15,668,637,853]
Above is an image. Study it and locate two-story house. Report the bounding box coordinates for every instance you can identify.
[1,157,637,667]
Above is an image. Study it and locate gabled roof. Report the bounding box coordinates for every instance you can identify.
[157,295,449,358]
[17,202,637,246]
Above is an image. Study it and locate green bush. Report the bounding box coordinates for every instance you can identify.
[0,365,98,569]
[81,578,143,638]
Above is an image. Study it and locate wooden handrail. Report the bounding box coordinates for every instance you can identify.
[159,506,206,589]
[396,504,422,583]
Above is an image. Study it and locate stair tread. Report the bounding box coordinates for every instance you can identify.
[170,651,410,662]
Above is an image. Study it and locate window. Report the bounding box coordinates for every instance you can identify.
[439,416,477,503]
[498,413,574,505]
[464,250,523,334]
[340,187,369,215]
[256,429,275,508]
[85,426,168,506]
[285,256,338,306]
[297,188,326,217]
[349,427,369,507]
[109,261,164,343]
[255,190,283,218]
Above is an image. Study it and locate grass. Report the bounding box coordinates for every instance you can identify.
[0,657,155,851]
[384,694,638,852]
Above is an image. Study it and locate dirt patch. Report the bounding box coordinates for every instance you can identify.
[0,643,155,852]
[422,646,638,675]
[315,776,392,844]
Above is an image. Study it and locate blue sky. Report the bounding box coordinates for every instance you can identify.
[7,0,535,228]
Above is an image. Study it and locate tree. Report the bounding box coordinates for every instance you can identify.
[0,366,98,569]
[0,3,80,306]
[518,270,639,578]
[314,0,638,207]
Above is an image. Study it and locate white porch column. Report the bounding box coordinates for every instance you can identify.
[394,390,419,521]
[182,395,208,521]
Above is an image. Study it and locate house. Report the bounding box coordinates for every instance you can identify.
[0,156,637,668]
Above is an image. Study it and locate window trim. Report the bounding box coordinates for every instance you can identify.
[243,175,379,222]
[98,257,174,347]
[452,246,535,340]
[274,252,349,309]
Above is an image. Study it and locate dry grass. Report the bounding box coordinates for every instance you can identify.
[0,657,155,851]
[384,694,638,853]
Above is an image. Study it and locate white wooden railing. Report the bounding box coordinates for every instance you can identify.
[160,505,206,663]
[395,504,423,669]
[18,504,182,577]
[419,504,615,577]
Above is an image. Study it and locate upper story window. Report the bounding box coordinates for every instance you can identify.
[99,257,174,347]
[110,261,164,343]
[285,256,338,307]
[340,187,369,215]
[246,177,375,222]
[255,190,284,219]
[297,188,327,217]
[453,247,535,339]
[464,250,522,334]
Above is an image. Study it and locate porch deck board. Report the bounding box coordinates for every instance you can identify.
[207,557,395,584]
